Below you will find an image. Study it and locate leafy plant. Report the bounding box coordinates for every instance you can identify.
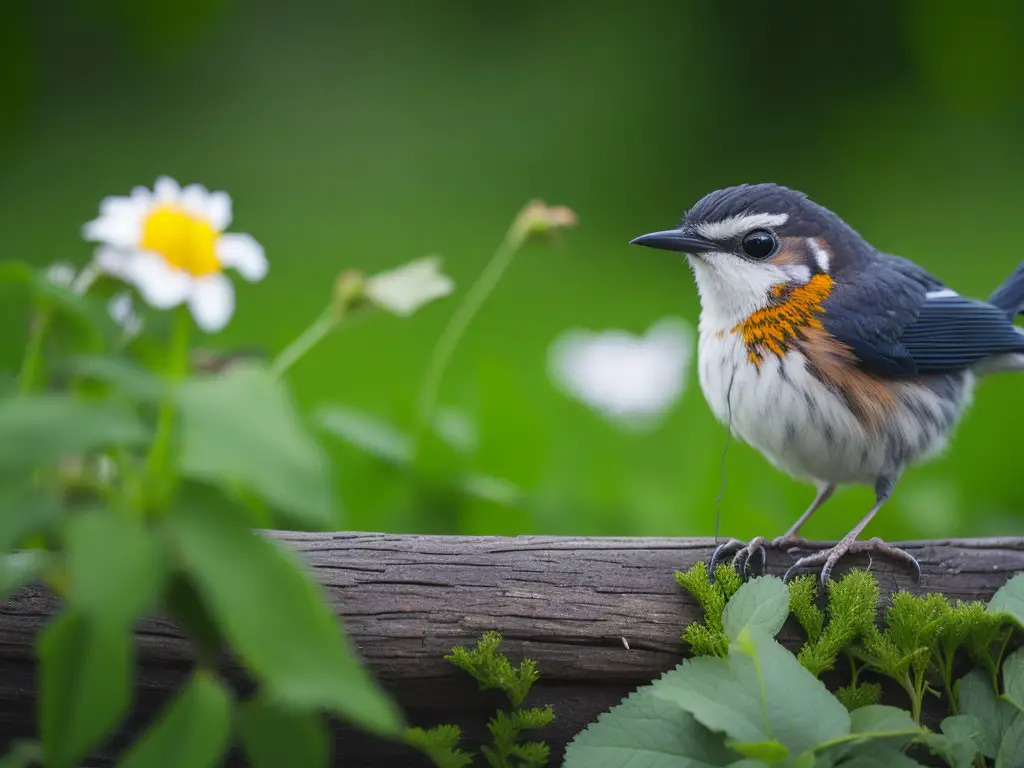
[565,568,1024,767]
[409,632,554,768]
[0,175,522,766]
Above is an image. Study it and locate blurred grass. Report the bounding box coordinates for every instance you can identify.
[3,0,1024,541]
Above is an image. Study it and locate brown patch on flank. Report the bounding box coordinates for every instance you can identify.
[797,326,898,430]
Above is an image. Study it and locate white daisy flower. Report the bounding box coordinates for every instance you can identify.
[365,256,454,317]
[82,176,267,333]
[547,317,695,430]
[107,291,143,340]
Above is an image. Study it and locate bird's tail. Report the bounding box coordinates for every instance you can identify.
[988,260,1024,318]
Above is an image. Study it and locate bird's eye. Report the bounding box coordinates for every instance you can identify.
[740,229,777,260]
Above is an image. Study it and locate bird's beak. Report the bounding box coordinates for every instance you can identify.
[629,228,718,254]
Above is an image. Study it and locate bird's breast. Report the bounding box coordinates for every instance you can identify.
[732,273,835,366]
[696,327,973,485]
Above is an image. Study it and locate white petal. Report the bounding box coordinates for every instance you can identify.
[126,252,192,309]
[188,273,235,332]
[205,190,232,230]
[82,209,143,248]
[45,261,76,288]
[153,175,181,203]
[130,185,153,205]
[216,233,267,281]
[180,183,211,219]
[365,256,455,316]
[93,245,132,278]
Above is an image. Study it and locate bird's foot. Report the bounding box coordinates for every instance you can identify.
[782,536,921,590]
[709,534,813,581]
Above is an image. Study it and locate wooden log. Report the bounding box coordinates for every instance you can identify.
[2,533,1023,766]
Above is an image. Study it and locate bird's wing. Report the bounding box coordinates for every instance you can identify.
[821,255,1024,377]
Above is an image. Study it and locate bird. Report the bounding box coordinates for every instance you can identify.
[629,183,1024,589]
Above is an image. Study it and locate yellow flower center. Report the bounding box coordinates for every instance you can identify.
[140,204,221,277]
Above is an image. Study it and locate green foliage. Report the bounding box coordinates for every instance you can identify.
[674,561,746,656]
[237,698,330,768]
[413,632,553,768]
[792,570,879,678]
[117,671,232,768]
[405,725,474,768]
[567,567,1024,767]
[445,631,541,709]
[0,247,479,765]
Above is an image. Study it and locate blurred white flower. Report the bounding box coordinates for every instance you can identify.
[365,255,454,317]
[548,317,694,429]
[107,291,143,340]
[44,260,100,295]
[82,175,267,333]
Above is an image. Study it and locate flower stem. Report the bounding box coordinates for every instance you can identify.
[144,307,191,502]
[19,303,52,394]
[269,308,338,380]
[413,221,527,439]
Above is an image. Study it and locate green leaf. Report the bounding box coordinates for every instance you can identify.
[117,670,231,768]
[924,715,984,768]
[39,611,131,768]
[997,711,1024,768]
[958,669,1018,759]
[0,261,117,342]
[177,364,338,530]
[161,572,223,666]
[0,741,42,768]
[64,355,168,402]
[721,575,790,642]
[849,705,920,736]
[843,705,925,755]
[316,405,412,464]
[64,511,165,629]
[163,498,403,736]
[989,573,1024,628]
[726,740,788,763]
[0,394,146,475]
[0,550,50,602]
[0,486,62,553]
[563,681,739,767]
[432,407,477,453]
[1005,647,1024,712]
[653,629,850,757]
[238,698,329,768]
[832,741,927,766]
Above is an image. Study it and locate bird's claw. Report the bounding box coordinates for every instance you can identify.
[709,534,813,581]
[782,536,921,589]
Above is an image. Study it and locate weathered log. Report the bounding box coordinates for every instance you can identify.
[2,533,1023,766]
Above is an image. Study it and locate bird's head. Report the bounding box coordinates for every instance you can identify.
[631,183,872,329]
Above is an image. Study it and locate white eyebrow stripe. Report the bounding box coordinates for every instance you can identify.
[925,288,959,299]
[694,212,789,241]
[806,237,831,273]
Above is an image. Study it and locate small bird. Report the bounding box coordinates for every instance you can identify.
[630,183,1024,588]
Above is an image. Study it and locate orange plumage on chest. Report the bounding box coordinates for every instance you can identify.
[733,273,835,365]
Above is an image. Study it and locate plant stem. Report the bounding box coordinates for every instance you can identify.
[18,303,52,394]
[413,222,526,440]
[269,308,338,380]
[144,307,191,501]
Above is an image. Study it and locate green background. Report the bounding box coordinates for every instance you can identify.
[4,0,1024,543]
